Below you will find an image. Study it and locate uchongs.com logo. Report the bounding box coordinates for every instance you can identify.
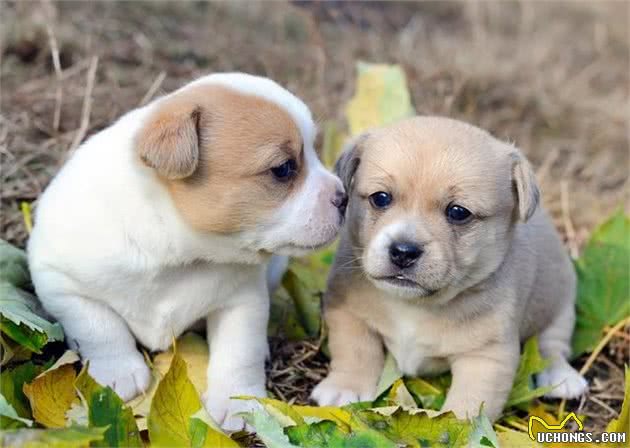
[528,412,627,444]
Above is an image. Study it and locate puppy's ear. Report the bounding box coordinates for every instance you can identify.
[135,97,201,180]
[510,150,540,222]
[334,134,366,192]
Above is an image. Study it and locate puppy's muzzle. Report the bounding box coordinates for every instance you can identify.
[389,241,423,268]
[332,190,349,216]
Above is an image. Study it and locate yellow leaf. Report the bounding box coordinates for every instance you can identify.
[345,62,415,136]
[148,352,235,447]
[23,364,77,428]
[129,332,208,420]
[240,396,352,429]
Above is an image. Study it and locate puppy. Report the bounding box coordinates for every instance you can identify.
[312,116,587,421]
[28,73,346,430]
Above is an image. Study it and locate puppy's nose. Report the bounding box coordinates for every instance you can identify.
[389,242,422,268]
[331,190,349,215]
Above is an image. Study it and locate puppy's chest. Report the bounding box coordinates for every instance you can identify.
[372,305,494,377]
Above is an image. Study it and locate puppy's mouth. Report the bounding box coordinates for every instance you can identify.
[371,274,437,296]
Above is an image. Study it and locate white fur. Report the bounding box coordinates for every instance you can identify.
[27,73,341,430]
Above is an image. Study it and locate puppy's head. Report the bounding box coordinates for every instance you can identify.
[337,116,539,303]
[135,73,346,256]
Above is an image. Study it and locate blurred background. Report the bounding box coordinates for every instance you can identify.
[0,1,628,433]
[1,1,627,248]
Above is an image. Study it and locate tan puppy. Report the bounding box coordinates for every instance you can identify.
[311,116,587,421]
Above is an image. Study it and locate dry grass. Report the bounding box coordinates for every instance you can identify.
[1,0,627,434]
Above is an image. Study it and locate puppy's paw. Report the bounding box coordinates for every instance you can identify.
[87,352,152,401]
[311,373,375,406]
[537,363,588,399]
[203,383,266,432]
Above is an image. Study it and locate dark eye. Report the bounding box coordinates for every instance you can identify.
[369,191,393,209]
[446,204,472,224]
[271,159,297,182]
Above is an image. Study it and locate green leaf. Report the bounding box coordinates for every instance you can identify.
[355,407,472,448]
[286,418,397,448]
[404,377,447,411]
[0,240,30,288]
[468,413,499,448]
[148,353,236,447]
[0,393,33,428]
[88,387,142,447]
[242,405,299,448]
[0,283,63,353]
[281,269,322,338]
[0,426,107,448]
[572,211,630,356]
[0,361,42,421]
[506,337,551,408]
[375,353,402,397]
[345,62,415,136]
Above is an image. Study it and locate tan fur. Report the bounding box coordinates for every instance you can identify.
[313,116,586,421]
[135,85,305,233]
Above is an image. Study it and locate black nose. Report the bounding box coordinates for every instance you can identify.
[389,242,422,268]
[332,190,349,215]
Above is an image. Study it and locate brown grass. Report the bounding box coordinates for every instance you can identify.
[1,0,627,434]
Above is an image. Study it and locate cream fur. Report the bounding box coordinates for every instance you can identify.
[312,116,587,421]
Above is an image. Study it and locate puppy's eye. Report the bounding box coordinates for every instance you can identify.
[369,191,393,209]
[271,159,297,182]
[446,203,472,224]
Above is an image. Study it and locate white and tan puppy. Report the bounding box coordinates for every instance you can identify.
[312,116,587,421]
[28,73,346,430]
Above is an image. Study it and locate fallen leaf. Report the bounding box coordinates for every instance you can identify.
[88,387,142,447]
[23,364,77,428]
[285,418,397,448]
[355,407,472,448]
[375,353,402,397]
[0,361,42,421]
[0,426,106,448]
[148,352,235,447]
[242,405,298,448]
[0,393,33,427]
[345,62,415,136]
[506,337,550,408]
[572,210,630,356]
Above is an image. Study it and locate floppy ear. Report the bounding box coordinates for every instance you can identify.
[510,150,540,222]
[334,134,366,192]
[135,97,201,180]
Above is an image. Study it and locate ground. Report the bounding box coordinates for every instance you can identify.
[1,0,628,434]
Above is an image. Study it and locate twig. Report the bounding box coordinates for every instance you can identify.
[69,57,98,153]
[139,71,166,106]
[45,23,64,132]
[579,317,630,376]
[588,396,618,417]
[560,180,579,259]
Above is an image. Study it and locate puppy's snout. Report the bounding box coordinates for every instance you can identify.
[331,190,349,215]
[389,241,423,268]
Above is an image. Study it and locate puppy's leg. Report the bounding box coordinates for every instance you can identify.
[536,302,588,398]
[443,341,519,421]
[204,298,269,432]
[45,294,150,401]
[311,306,384,406]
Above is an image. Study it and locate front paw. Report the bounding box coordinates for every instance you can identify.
[311,372,376,406]
[87,352,152,401]
[537,363,588,399]
[203,383,266,432]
